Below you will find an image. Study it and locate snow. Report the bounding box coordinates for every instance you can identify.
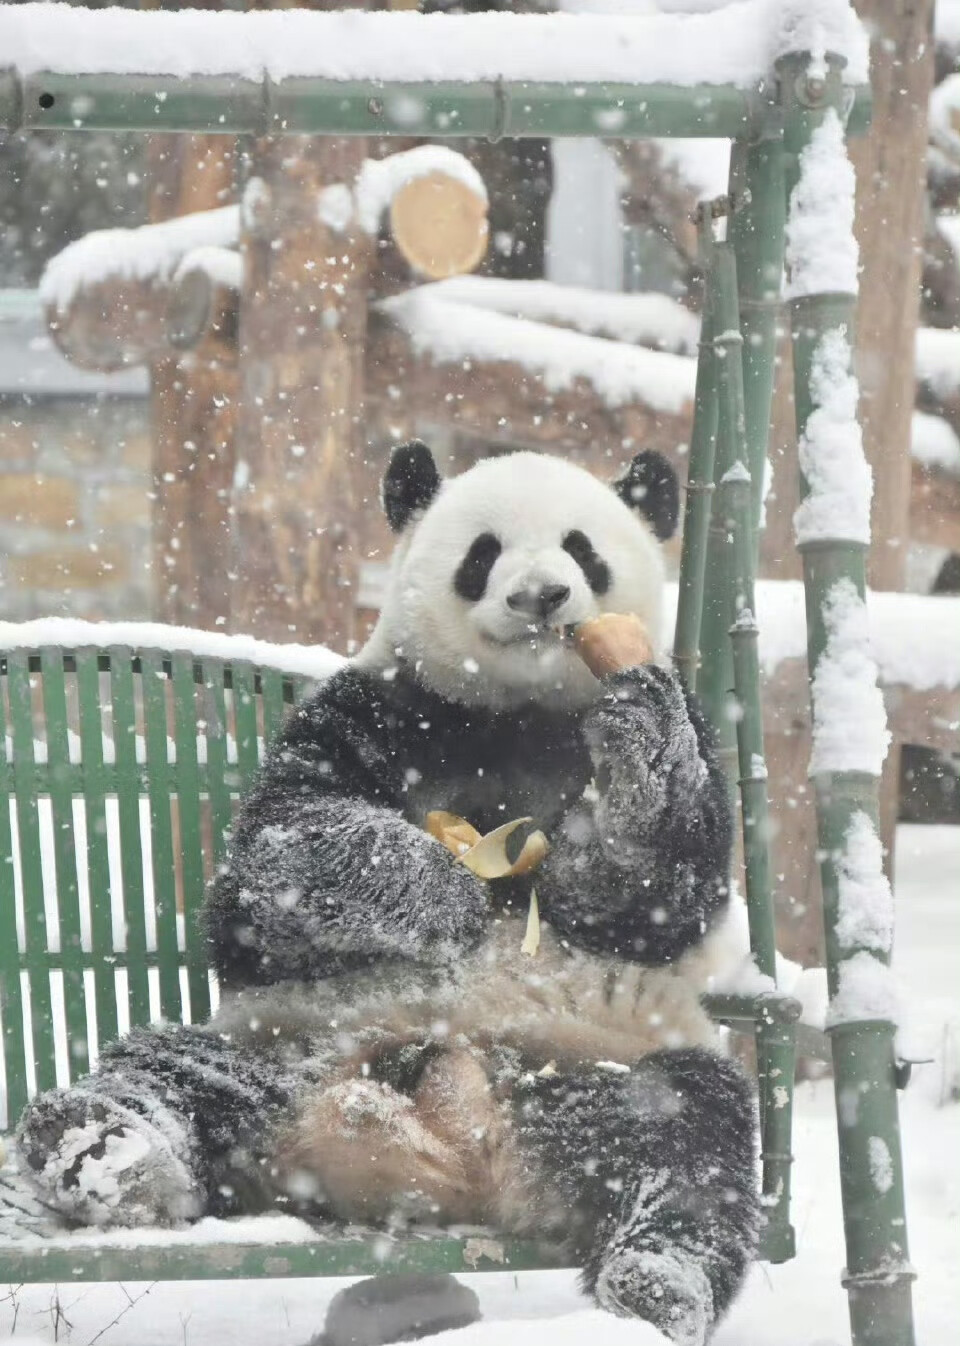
[793,328,872,547]
[784,110,859,301]
[868,1136,894,1195]
[937,213,960,262]
[835,810,894,955]
[0,1,870,87]
[915,326,960,401]
[2,824,956,1346]
[175,246,242,292]
[424,277,700,354]
[0,617,345,682]
[911,409,960,477]
[380,290,696,415]
[743,581,960,691]
[808,579,891,778]
[355,148,487,236]
[40,206,239,314]
[827,949,900,1028]
[929,73,960,157]
[938,0,960,47]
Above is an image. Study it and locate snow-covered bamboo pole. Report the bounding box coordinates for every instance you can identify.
[781,51,916,1346]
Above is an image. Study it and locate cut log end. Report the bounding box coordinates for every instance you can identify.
[389,171,489,281]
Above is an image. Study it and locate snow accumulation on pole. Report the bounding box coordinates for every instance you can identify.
[785,102,901,1031]
[0,0,869,86]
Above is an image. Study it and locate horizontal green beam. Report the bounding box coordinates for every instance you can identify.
[0,1234,565,1283]
[0,69,870,140]
[0,1218,789,1282]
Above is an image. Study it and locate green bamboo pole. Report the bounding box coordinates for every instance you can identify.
[727,128,787,537]
[672,210,719,694]
[711,239,796,1259]
[781,53,916,1346]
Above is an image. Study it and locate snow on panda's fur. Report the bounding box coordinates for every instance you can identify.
[15,446,759,1345]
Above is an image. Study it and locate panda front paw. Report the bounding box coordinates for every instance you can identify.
[585,666,705,794]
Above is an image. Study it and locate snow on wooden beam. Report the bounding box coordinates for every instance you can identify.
[0,3,872,139]
[365,317,691,462]
[376,289,697,416]
[0,2,869,87]
[425,278,700,355]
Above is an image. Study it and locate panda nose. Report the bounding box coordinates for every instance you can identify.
[506,583,571,619]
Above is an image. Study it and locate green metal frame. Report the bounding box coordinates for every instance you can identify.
[0,11,914,1345]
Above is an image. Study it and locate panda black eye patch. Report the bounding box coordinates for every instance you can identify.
[454,532,502,602]
[563,530,611,595]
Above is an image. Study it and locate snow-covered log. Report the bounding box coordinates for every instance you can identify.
[40,206,239,370]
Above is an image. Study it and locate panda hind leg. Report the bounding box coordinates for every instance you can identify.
[507,1048,760,1346]
[16,1023,294,1229]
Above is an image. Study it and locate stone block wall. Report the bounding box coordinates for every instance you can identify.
[0,395,153,622]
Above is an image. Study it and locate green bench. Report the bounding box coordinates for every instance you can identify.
[0,640,799,1281]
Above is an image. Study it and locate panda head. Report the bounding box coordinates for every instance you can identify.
[358,442,679,710]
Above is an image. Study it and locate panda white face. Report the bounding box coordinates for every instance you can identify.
[359,446,678,710]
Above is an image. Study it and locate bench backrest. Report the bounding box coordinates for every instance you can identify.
[0,645,310,1127]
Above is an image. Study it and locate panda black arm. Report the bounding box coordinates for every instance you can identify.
[536,664,733,964]
[204,669,490,986]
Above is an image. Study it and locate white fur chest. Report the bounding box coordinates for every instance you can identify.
[441,915,724,1068]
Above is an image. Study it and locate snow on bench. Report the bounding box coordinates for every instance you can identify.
[0,1,868,87]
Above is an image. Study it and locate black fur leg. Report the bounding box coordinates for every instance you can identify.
[17,1023,296,1228]
[511,1049,759,1344]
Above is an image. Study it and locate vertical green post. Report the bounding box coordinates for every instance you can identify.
[782,52,916,1346]
[673,211,719,694]
[728,124,787,536]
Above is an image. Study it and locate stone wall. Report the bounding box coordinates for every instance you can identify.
[0,394,153,622]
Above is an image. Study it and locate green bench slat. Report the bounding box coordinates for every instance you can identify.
[0,671,29,1122]
[39,648,89,1079]
[140,651,183,1023]
[172,652,211,1023]
[6,652,57,1094]
[108,650,152,1029]
[75,647,120,1051]
[201,659,235,870]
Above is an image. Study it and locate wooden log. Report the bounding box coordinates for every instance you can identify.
[46,276,176,372]
[388,170,489,280]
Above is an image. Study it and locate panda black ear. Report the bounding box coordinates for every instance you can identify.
[613,450,680,542]
[382,440,442,532]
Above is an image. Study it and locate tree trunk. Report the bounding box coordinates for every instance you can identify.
[849,0,936,591]
[147,134,237,628]
[230,136,378,649]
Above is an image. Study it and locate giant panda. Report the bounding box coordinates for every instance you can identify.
[16,445,758,1346]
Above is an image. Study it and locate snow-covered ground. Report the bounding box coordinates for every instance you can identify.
[1,823,956,1346]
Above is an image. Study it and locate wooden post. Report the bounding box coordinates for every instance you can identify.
[147,134,238,629]
[849,0,936,592]
[230,136,378,648]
